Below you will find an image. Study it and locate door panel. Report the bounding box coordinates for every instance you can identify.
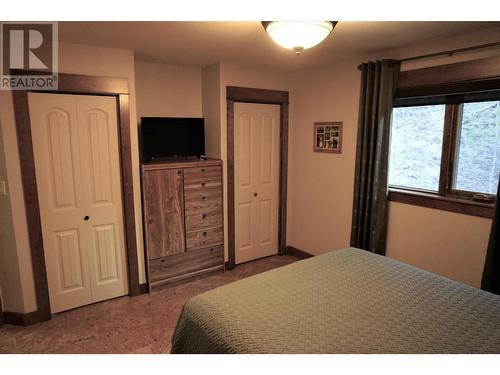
[29,93,92,313]
[93,225,119,282]
[77,95,128,302]
[46,109,78,208]
[238,113,252,187]
[260,116,274,185]
[87,109,113,204]
[55,229,85,291]
[234,103,280,264]
[238,202,253,250]
[29,92,128,313]
[259,199,272,245]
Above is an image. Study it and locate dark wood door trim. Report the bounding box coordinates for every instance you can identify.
[12,71,141,324]
[116,93,140,297]
[12,89,51,322]
[227,86,289,104]
[226,86,289,269]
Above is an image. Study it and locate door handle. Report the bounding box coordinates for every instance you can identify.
[84,216,90,221]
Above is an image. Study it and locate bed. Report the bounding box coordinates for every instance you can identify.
[170,247,500,353]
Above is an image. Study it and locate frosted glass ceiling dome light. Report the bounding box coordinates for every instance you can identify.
[262,21,337,54]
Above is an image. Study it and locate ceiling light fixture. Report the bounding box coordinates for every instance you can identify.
[262,21,338,55]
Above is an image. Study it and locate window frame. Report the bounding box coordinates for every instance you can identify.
[388,88,499,219]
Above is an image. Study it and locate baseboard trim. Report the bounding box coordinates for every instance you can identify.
[2,283,150,327]
[138,283,149,295]
[3,310,46,326]
[286,246,315,259]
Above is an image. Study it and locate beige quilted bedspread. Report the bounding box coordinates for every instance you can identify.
[171,247,500,353]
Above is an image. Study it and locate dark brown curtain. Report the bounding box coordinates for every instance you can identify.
[481,176,500,294]
[350,60,400,255]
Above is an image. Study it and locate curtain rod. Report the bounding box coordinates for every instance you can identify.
[357,41,500,70]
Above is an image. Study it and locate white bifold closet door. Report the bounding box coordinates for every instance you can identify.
[29,92,128,313]
[234,102,280,264]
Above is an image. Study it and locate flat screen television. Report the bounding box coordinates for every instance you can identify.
[140,117,205,161]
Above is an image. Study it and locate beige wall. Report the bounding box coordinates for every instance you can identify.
[135,60,202,119]
[202,64,222,159]
[0,42,146,313]
[0,110,33,313]
[0,90,38,313]
[382,25,500,71]
[289,61,359,254]
[386,203,491,287]
[287,27,499,287]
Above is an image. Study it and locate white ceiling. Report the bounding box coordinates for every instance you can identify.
[59,21,499,71]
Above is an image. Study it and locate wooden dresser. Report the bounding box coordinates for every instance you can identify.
[141,158,224,288]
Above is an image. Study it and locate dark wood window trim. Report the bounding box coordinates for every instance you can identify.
[388,188,494,219]
[226,86,289,269]
[389,57,499,219]
[396,56,500,98]
[11,71,141,325]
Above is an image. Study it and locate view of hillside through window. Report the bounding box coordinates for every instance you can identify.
[454,100,500,195]
[388,105,445,191]
[389,100,500,195]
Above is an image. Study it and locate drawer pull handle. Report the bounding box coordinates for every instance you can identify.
[177,170,182,175]
[203,232,207,236]
[202,196,207,200]
[210,248,214,251]
[201,168,205,172]
[161,259,166,263]
[202,214,207,219]
[201,182,206,187]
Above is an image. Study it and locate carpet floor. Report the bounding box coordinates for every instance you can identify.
[0,254,299,354]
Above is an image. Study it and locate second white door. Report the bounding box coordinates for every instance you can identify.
[29,92,129,313]
[234,102,280,264]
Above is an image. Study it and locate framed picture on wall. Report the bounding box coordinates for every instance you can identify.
[313,121,343,154]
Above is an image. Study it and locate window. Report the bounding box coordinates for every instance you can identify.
[388,57,500,218]
[454,100,500,195]
[388,97,499,217]
[389,105,445,191]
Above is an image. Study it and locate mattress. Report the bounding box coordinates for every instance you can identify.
[170,247,500,353]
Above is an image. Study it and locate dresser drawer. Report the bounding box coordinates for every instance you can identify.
[184,189,223,214]
[186,226,223,251]
[184,178,222,191]
[184,166,221,185]
[186,210,223,232]
[184,187,222,200]
[149,246,224,284]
